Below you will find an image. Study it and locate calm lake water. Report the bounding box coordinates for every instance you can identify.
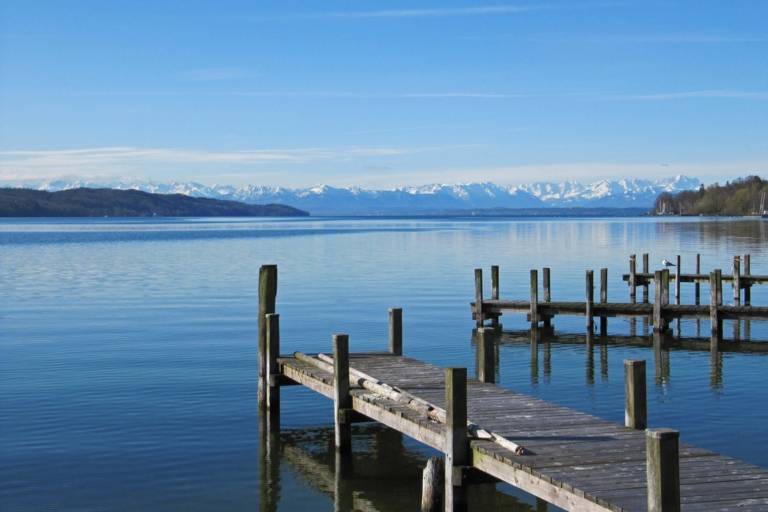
[2,216,767,511]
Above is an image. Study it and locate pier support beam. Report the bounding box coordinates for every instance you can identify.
[266,313,281,419]
[646,429,681,512]
[600,268,608,336]
[530,269,539,327]
[744,254,752,305]
[333,334,352,453]
[695,254,701,305]
[653,271,664,332]
[474,269,484,328]
[476,327,495,384]
[642,253,650,303]
[258,264,278,408]
[542,267,551,328]
[624,360,647,430]
[389,308,403,356]
[629,254,637,303]
[675,255,681,305]
[733,256,741,306]
[710,271,722,341]
[421,456,444,512]
[585,270,594,333]
[444,367,468,512]
[491,266,500,328]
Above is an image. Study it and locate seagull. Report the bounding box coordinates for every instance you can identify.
[661,258,676,267]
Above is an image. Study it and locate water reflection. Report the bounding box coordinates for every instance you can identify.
[258,420,549,512]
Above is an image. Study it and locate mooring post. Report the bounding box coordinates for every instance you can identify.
[642,253,650,303]
[444,367,468,512]
[266,313,281,418]
[646,429,681,512]
[258,264,278,408]
[695,254,701,305]
[624,360,647,430]
[710,271,721,341]
[675,255,681,305]
[421,456,444,512]
[733,256,741,306]
[389,307,403,356]
[333,334,351,452]
[530,269,539,327]
[474,268,484,328]
[585,270,594,332]
[716,268,723,307]
[476,327,495,384]
[542,267,551,328]
[653,270,663,332]
[600,267,608,336]
[744,254,751,306]
[629,254,637,303]
[491,265,499,300]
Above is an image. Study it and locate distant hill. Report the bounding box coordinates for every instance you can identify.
[0,188,309,217]
[654,176,767,216]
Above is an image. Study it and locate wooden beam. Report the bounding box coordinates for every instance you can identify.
[653,270,663,332]
[624,359,647,430]
[642,253,650,303]
[675,255,681,305]
[646,429,681,512]
[542,267,551,328]
[266,313,280,417]
[444,367,468,512]
[733,256,741,306]
[629,254,637,303]
[333,334,351,452]
[695,254,701,305]
[421,457,444,512]
[744,254,752,305]
[491,265,499,300]
[474,268,484,327]
[389,308,403,356]
[599,268,608,336]
[258,264,278,408]
[585,270,594,333]
[530,269,539,327]
[476,327,495,384]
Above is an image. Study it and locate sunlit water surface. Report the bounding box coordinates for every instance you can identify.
[2,217,767,511]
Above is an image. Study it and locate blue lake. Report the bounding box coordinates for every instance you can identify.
[2,217,767,511]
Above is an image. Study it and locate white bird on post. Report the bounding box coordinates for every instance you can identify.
[661,258,676,267]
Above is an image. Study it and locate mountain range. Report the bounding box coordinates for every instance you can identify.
[5,175,701,215]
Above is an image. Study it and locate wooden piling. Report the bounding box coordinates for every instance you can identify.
[646,429,681,512]
[695,254,701,305]
[653,270,663,332]
[542,267,551,328]
[733,256,741,306]
[661,269,670,308]
[624,360,647,430]
[716,268,723,307]
[420,456,444,512]
[258,264,278,408]
[744,254,752,305]
[675,255,681,305]
[491,265,499,300]
[585,270,594,332]
[600,268,608,336]
[333,334,351,452]
[476,327,495,384]
[389,308,403,356]
[530,269,539,327]
[642,253,650,303]
[710,271,721,341]
[444,367,468,512]
[474,269,484,328]
[266,313,281,415]
[629,254,637,303]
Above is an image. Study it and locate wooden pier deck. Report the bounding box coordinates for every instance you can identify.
[277,351,768,511]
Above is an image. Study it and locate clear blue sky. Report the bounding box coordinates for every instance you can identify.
[1,1,766,187]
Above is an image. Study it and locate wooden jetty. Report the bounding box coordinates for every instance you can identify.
[473,264,768,341]
[258,265,768,512]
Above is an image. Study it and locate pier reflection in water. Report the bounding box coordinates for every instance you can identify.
[258,420,551,511]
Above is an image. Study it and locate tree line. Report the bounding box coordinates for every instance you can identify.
[654,175,767,216]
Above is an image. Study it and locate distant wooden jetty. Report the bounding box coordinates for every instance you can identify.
[258,265,768,511]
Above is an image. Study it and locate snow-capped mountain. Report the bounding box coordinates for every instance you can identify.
[4,176,701,214]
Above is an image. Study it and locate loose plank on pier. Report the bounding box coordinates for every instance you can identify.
[279,352,768,512]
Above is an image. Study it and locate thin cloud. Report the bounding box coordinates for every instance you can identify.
[604,90,768,101]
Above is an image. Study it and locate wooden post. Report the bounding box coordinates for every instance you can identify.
[629,254,637,303]
[653,270,663,332]
[585,270,594,332]
[491,265,499,300]
[258,264,278,408]
[624,360,647,429]
[444,368,468,512]
[542,267,551,328]
[333,334,351,452]
[600,267,608,336]
[733,256,741,306]
[530,269,539,327]
[389,308,403,356]
[474,268,484,328]
[710,271,721,341]
[695,254,701,305]
[476,327,495,384]
[675,255,681,305]
[421,456,444,512]
[266,313,281,416]
[744,254,751,306]
[642,253,650,303]
[646,429,681,512]
[716,268,723,307]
